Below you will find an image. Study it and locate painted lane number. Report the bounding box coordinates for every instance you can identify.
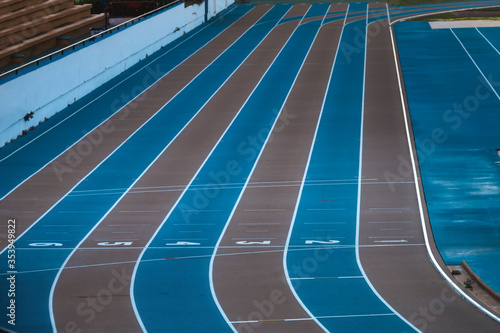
[305,240,340,245]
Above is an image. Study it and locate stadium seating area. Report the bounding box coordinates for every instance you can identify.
[0,0,105,67]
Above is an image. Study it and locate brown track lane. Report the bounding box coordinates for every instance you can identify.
[359,8,500,332]
[212,4,347,333]
[51,5,320,332]
[0,5,266,249]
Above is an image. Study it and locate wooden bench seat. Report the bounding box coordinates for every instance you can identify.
[0,14,105,67]
[0,5,93,49]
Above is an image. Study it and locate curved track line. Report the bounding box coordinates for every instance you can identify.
[0,6,244,201]
[128,6,296,332]
[389,18,500,325]
[281,6,350,333]
[209,4,334,331]
[0,7,259,257]
[353,6,419,332]
[46,6,275,331]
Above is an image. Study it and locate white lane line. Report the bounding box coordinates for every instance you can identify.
[356,6,420,332]
[243,209,285,212]
[4,244,429,275]
[451,28,500,101]
[0,6,242,200]
[131,6,292,332]
[48,8,275,331]
[119,210,161,213]
[57,211,99,214]
[475,27,500,55]
[207,5,330,331]
[0,10,257,258]
[108,224,151,227]
[67,179,366,197]
[306,208,347,211]
[238,223,282,225]
[368,221,412,224]
[173,223,216,226]
[43,225,85,227]
[290,276,363,280]
[369,207,411,210]
[304,222,347,225]
[181,209,223,212]
[231,238,277,240]
[390,16,500,324]
[374,240,408,243]
[369,236,414,239]
[231,312,396,324]
[281,6,350,333]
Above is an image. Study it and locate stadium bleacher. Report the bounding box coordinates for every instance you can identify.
[0,0,105,67]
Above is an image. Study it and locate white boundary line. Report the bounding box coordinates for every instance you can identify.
[476,27,500,55]
[209,4,334,331]
[452,28,500,100]
[389,18,500,325]
[0,7,262,256]
[354,5,419,332]
[282,5,349,333]
[0,5,244,200]
[128,6,293,332]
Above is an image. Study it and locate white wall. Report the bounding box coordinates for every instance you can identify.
[0,0,232,147]
[207,0,234,20]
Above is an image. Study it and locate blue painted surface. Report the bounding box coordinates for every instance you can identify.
[0,5,281,331]
[0,5,254,199]
[133,4,329,331]
[2,2,500,333]
[286,4,413,332]
[395,22,500,294]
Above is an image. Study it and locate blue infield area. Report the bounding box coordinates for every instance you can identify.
[395,22,500,294]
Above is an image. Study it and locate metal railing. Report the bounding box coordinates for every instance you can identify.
[0,0,181,81]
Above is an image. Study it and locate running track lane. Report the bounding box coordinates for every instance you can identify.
[395,21,500,325]
[359,11,500,331]
[132,4,331,332]
[212,3,346,332]
[0,4,259,251]
[51,3,305,332]
[2,1,500,330]
[0,5,254,199]
[284,4,416,332]
[0,4,283,331]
